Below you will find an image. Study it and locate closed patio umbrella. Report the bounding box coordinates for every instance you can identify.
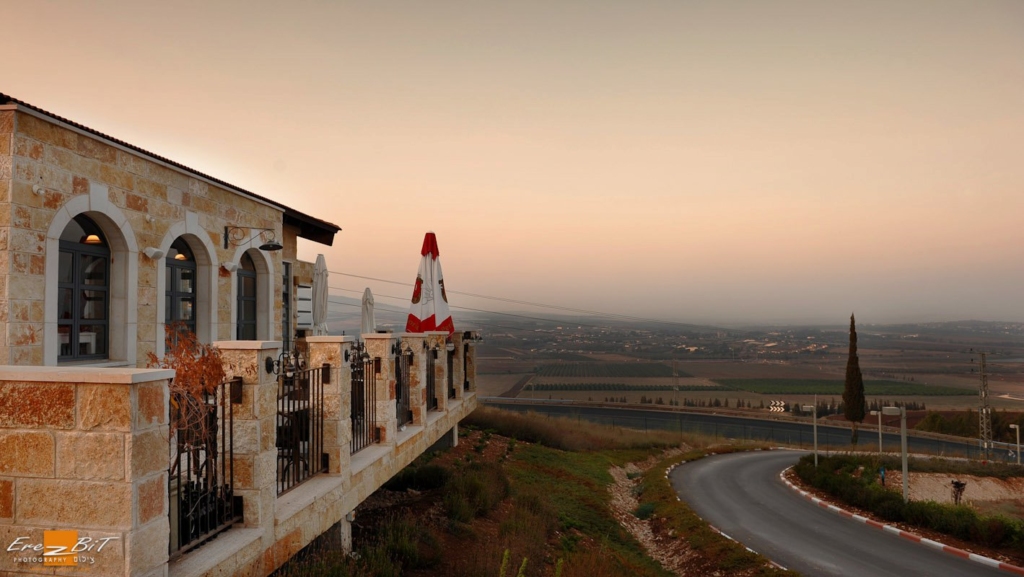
[405,232,454,335]
[312,254,329,336]
[361,287,376,335]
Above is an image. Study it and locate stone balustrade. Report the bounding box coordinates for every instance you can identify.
[0,366,175,577]
[0,334,478,577]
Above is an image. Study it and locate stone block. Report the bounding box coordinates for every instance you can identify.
[56,431,125,480]
[232,420,259,455]
[128,429,168,479]
[99,164,134,191]
[17,479,131,528]
[231,454,254,489]
[0,478,11,518]
[8,229,45,254]
[0,111,12,133]
[136,381,167,428]
[11,346,43,366]
[73,174,89,194]
[137,474,166,525]
[0,382,75,428]
[79,384,131,431]
[17,114,77,149]
[13,136,44,160]
[128,516,169,575]
[136,178,167,201]
[76,134,117,163]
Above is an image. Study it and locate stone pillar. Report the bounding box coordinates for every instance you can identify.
[215,340,281,547]
[399,334,427,425]
[305,336,356,476]
[0,366,174,577]
[363,333,397,445]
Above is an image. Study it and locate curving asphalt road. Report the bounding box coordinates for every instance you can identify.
[670,450,1005,576]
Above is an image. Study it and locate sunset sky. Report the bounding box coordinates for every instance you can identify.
[3,1,1022,325]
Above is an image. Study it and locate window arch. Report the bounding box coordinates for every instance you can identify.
[57,215,110,361]
[236,252,258,340]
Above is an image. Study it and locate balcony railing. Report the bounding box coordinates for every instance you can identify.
[169,377,243,559]
[463,342,470,391]
[426,349,438,411]
[350,344,378,454]
[447,346,456,399]
[396,349,413,428]
[277,364,328,495]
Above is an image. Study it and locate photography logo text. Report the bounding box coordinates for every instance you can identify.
[6,531,119,566]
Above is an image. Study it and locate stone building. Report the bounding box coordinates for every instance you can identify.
[0,94,478,577]
[0,92,340,367]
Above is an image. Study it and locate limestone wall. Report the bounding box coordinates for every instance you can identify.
[0,366,175,577]
[0,108,298,366]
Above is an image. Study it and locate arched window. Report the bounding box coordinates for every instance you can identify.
[237,252,257,340]
[58,215,110,361]
[165,237,197,336]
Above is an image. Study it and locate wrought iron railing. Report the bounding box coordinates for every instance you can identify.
[463,341,470,391]
[276,364,329,495]
[350,344,378,454]
[169,377,243,559]
[426,349,438,411]
[396,349,413,428]
[447,346,456,399]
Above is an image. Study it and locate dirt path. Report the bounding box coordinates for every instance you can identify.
[607,448,699,576]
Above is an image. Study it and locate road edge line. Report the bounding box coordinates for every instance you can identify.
[779,467,1024,576]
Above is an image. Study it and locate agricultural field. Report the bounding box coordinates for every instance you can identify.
[674,361,837,380]
[537,362,683,378]
[715,379,975,396]
[529,382,729,392]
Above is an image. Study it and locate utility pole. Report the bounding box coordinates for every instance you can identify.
[976,352,993,459]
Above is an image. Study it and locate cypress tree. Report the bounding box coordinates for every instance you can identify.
[843,313,866,444]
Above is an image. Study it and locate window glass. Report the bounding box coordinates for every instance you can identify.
[241,275,255,298]
[81,255,106,286]
[58,288,73,320]
[81,290,106,320]
[59,251,73,284]
[177,298,194,321]
[78,325,107,356]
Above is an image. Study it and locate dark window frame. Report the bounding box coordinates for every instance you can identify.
[236,253,257,340]
[165,238,197,337]
[57,237,110,362]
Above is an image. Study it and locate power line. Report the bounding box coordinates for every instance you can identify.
[328,285,629,331]
[329,269,696,329]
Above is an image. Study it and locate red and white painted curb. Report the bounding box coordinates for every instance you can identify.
[780,467,1024,576]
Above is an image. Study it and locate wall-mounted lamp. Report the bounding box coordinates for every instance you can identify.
[143,247,165,260]
[222,261,238,272]
[266,350,305,376]
[224,226,283,252]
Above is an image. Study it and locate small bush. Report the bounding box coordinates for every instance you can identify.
[633,503,656,520]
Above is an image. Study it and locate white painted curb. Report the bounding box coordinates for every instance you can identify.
[779,467,1024,576]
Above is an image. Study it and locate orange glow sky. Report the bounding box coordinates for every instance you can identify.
[3,1,1023,325]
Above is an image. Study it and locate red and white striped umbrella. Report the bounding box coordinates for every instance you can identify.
[406,232,454,335]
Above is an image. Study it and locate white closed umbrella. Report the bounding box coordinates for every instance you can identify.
[361,288,376,335]
[405,232,454,335]
[312,254,329,336]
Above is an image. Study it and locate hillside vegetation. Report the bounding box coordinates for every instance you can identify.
[273,407,793,576]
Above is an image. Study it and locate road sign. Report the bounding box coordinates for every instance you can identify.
[768,400,786,413]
